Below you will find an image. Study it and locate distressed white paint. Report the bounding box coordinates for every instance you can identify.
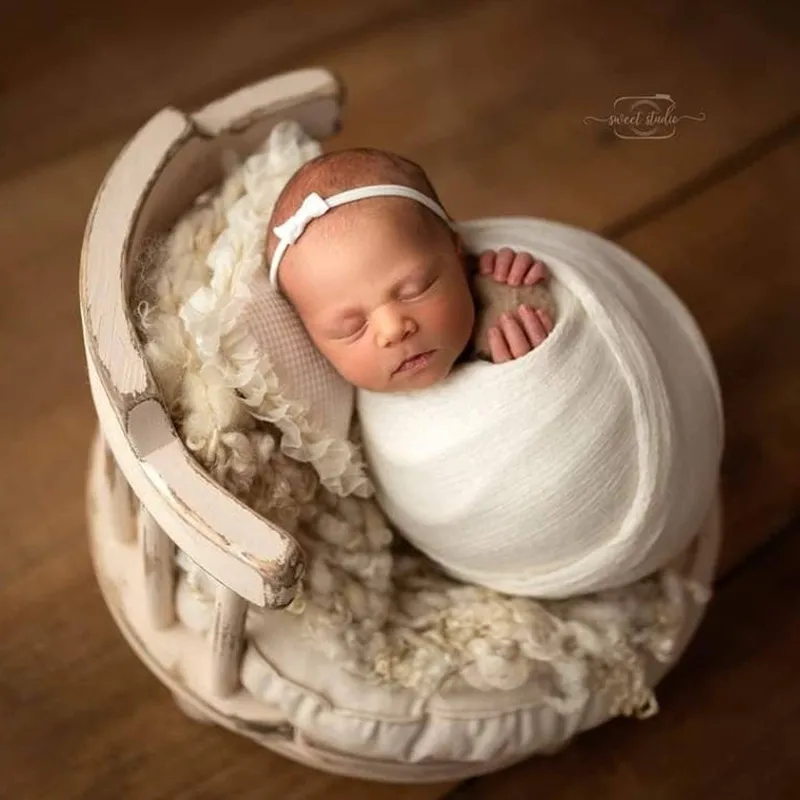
[129,399,297,569]
[88,430,290,723]
[81,110,189,395]
[88,355,269,605]
[140,508,176,629]
[193,68,340,136]
[79,69,349,608]
[209,585,248,697]
[108,453,137,544]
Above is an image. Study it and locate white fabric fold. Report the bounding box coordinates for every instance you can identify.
[356,218,724,598]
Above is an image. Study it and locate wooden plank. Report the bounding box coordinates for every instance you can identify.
[445,520,800,800]
[328,0,800,229]
[0,0,430,181]
[617,137,800,574]
[0,0,797,795]
[4,0,800,225]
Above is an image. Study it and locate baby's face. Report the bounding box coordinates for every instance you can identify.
[279,201,475,392]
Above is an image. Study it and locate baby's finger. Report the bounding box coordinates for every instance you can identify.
[522,260,549,285]
[518,305,547,347]
[536,307,554,334]
[478,250,496,275]
[499,312,533,359]
[488,326,511,363]
[506,252,534,286]
[493,247,515,282]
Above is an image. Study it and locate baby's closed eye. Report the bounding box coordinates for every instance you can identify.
[328,317,367,341]
[397,275,437,301]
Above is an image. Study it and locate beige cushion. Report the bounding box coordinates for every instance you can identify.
[176,499,720,764]
[240,269,354,441]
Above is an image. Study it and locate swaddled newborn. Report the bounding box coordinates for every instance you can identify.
[265,148,557,390]
[260,147,723,602]
[262,148,569,594]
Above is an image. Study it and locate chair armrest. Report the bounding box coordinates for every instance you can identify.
[90,356,304,608]
[81,68,344,606]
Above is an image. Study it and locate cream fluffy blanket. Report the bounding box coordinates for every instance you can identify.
[136,121,712,716]
[358,220,724,599]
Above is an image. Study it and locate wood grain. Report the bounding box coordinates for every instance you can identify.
[327,0,800,228]
[618,138,800,574]
[140,509,177,630]
[1,0,799,795]
[447,522,800,800]
[0,0,429,181]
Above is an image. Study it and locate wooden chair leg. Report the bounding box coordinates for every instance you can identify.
[105,440,136,544]
[209,585,248,696]
[140,508,176,629]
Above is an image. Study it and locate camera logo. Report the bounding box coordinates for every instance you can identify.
[584,94,706,139]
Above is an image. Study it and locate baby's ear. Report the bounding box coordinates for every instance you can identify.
[453,232,476,276]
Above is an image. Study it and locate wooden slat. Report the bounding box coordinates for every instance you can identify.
[108,451,137,544]
[209,586,248,696]
[140,509,177,629]
[448,521,800,800]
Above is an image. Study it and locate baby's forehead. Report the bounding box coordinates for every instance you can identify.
[297,200,438,263]
[285,212,438,310]
[267,148,440,259]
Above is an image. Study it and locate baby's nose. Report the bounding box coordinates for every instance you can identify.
[374,307,416,347]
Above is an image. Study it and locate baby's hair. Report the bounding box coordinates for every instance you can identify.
[265,148,449,265]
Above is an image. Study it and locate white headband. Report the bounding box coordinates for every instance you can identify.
[268,183,453,288]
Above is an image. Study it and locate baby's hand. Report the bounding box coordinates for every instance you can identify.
[478,248,548,287]
[487,305,554,363]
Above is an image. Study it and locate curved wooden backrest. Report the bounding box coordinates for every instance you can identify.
[80,68,343,608]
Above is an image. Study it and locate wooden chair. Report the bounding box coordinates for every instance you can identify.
[82,67,340,743]
[80,68,721,782]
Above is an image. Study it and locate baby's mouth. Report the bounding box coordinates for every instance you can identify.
[393,350,437,376]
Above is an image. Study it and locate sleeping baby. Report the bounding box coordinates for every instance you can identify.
[182,136,718,602]
[262,148,567,596]
[264,148,557,391]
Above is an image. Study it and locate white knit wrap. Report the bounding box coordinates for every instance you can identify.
[356,218,724,598]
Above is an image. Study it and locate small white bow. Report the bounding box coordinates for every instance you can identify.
[272,192,330,244]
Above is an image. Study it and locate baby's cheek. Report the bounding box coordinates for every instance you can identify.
[321,340,379,389]
[320,341,356,377]
[431,291,474,347]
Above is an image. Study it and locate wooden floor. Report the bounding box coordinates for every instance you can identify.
[2,0,799,796]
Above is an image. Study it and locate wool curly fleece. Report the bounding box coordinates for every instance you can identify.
[136,120,715,716]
